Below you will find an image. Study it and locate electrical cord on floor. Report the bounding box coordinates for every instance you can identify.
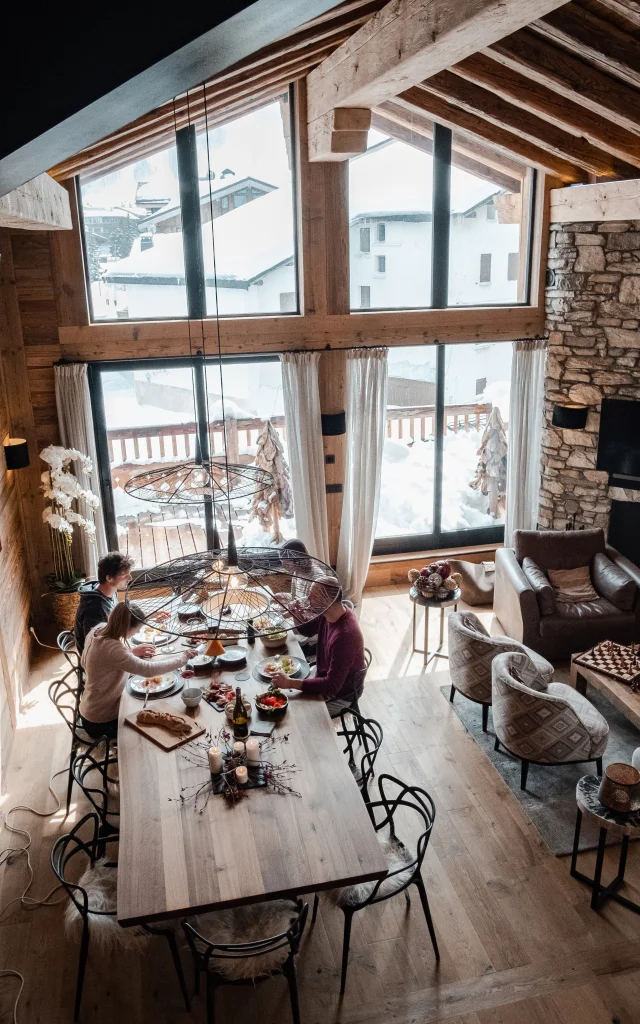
[29,626,61,651]
[0,766,70,1022]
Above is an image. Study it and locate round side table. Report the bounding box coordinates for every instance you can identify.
[570,775,640,915]
[409,587,461,667]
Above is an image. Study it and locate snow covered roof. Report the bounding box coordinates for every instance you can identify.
[104,187,294,287]
[137,175,277,228]
[83,205,143,220]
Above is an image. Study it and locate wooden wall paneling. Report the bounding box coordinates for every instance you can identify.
[49,178,89,328]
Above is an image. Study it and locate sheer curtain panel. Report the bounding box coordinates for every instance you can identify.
[280,352,330,562]
[55,363,108,577]
[504,339,547,547]
[337,348,388,604]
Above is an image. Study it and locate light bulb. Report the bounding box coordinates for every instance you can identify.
[190,466,210,488]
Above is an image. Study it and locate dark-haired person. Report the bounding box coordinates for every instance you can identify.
[75,552,140,654]
[80,602,189,739]
[272,577,365,716]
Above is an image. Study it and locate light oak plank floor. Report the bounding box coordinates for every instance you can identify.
[0,585,637,1023]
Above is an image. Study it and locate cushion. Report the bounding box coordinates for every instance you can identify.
[522,558,556,616]
[539,598,633,641]
[330,830,414,907]
[514,529,606,572]
[189,900,299,980]
[592,552,636,612]
[547,566,598,603]
[547,683,609,756]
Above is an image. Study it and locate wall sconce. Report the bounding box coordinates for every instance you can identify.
[552,404,588,430]
[4,438,30,470]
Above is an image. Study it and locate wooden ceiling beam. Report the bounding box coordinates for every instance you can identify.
[0,173,71,231]
[371,111,523,192]
[396,87,588,182]
[595,0,640,29]
[488,29,640,136]
[533,5,640,89]
[452,52,640,166]
[422,70,639,177]
[305,0,570,161]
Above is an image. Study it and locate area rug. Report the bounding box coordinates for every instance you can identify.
[440,684,639,856]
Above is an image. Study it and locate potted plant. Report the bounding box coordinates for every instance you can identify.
[40,445,100,630]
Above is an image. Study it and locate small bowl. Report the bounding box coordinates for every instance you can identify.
[255,690,289,717]
[261,633,288,651]
[181,687,203,708]
[224,699,252,722]
[188,654,214,673]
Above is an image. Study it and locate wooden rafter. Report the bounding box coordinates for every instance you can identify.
[488,29,640,135]
[533,4,640,89]
[0,174,71,231]
[452,52,640,167]
[595,0,640,29]
[395,86,587,182]
[421,70,638,177]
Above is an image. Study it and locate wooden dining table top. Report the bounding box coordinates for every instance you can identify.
[116,634,388,926]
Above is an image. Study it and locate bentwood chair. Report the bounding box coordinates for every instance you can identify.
[52,813,190,1023]
[72,738,120,837]
[317,774,439,995]
[182,899,308,1024]
[334,708,383,802]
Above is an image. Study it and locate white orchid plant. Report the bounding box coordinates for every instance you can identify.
[40,445,100,591]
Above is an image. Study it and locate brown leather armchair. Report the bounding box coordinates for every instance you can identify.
[494,529,640,660]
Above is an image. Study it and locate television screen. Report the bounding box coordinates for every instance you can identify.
[596,398,640,476]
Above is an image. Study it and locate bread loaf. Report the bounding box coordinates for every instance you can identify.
[136,709,191,736]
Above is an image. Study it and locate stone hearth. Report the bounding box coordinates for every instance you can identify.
[539,220,640,531]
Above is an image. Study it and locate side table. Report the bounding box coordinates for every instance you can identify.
[409,587,461,667]
[570,775,640,915]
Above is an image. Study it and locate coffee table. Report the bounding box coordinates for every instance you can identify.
[409,586,461,667]
[571,653,640,731]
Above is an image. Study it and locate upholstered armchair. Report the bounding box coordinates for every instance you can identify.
[494,528,640,660]
[491,651,609,790]
[448,612,554,731]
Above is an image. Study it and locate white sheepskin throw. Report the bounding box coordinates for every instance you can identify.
[330,831,415,907]
[64,860,149,952]
[189,900,298,980]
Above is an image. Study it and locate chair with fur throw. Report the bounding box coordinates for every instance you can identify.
[182,898,308,1024]
[51,812,190,1022]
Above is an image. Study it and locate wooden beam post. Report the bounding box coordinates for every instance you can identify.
[49,178,89,327]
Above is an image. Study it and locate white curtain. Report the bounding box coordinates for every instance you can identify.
[504,339,548,547]
[55,363,108,578]
[337,348,388,604]
[280,352,330,562]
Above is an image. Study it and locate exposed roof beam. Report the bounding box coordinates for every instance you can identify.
[422,70,638,177]
[452,52,640,166]
[533,5,640,89]
[306,0,571,161]
[371,111,523,192]
[596,0,640,29]
[0,173,71,231]
[488,29,640,136]
[396,86,588,181]
[550,177,640,222]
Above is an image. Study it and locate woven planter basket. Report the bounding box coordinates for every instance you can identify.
[50,590,81,632]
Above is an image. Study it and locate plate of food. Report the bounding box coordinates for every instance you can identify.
[128,670,180,697]
[257,655,302,681]
[132,625,170,646]
[217,645,247,668]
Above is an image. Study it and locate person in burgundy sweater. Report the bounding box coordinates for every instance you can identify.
[272,578,365,715]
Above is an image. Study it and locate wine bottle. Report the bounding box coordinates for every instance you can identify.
[232,686,249,739]
[247,617,256,646]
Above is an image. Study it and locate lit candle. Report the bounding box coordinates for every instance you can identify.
[208,747,222,774]
[233,741,245,758]
[246,738,260,765]
[235,765,248,786]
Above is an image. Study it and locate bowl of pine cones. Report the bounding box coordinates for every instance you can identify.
[408,560,462,600]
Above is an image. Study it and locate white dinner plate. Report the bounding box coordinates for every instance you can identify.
[128,670,180,696]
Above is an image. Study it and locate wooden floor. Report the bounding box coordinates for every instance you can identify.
[0,585,638,1024]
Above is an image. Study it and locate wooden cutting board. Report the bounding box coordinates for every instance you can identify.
[124,699,206,751]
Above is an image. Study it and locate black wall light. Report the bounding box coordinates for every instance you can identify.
[4,438,30,470]
[552,404,588,430]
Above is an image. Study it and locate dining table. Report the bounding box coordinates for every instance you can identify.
[116,632,388,926]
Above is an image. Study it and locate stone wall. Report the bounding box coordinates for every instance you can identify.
[539,220,640,530]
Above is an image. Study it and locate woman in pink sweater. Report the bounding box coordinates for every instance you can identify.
[80,602,189,739]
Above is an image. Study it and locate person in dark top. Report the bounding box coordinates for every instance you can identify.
[272,577,365,716]
[74,552,147,654]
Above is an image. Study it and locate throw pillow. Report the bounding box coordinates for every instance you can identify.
[522,557,556,616]
[592,552,636,611]
[547,565,598,603]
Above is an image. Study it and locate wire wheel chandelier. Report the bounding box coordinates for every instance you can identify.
[125,85,340,639]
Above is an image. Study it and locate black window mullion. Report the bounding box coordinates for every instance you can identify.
[431,123,451,540]
[88,364,120,554]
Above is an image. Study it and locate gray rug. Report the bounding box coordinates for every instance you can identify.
[440,684,639,856]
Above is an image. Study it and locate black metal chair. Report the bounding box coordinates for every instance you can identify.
[72,738,119,837]
[182,899,308,1024]
[335,708,383,802]
[313,774,439,995]
[51,812,190,1023]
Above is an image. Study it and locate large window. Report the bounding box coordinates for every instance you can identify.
[374,342,512,554]
[91,357,296,568]
[79,94,297,322]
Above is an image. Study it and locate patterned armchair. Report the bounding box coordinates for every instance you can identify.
[448,612,554,732]
[491,651,609,790]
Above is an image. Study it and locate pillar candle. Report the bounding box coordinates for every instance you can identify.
[208,747,222,774]
[233,741,245,757]
[246,738,260,765]
[235,765,248,786]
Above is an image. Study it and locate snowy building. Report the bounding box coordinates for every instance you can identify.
[136,174,277,233]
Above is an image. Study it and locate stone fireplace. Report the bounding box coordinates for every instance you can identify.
[539,220,640,537]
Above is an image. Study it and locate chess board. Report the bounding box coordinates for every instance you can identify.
[574,641,640,687]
